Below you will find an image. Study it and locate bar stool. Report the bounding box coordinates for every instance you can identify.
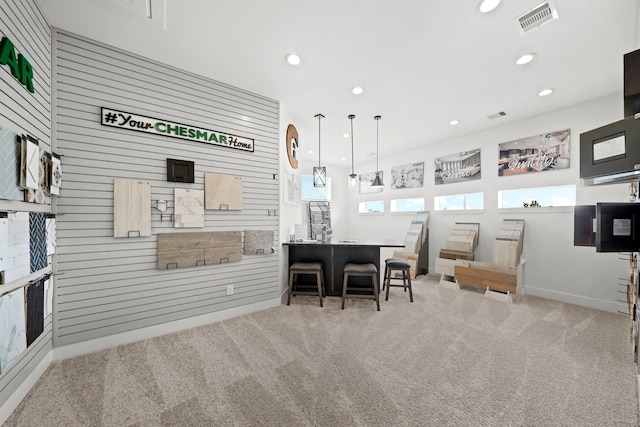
[384,258,413,302]
[382,258,405,291]
[287,262,325,307]
[342,263,380,311]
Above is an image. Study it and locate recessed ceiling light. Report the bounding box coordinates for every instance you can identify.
[352,86,363,95]
[308,150,314,154]
[516,53,536,65]
[538,88,554,97]
[286,54,301,65]
[450,119,460,125]
[341,157,347,161]
[478,0,500,13]
[343,133,350,138]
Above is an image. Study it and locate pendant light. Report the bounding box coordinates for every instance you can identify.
[313,113,326,187]
[348,114,357,187]
[370,115,384,188]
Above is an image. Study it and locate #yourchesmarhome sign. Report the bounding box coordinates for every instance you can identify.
[100,107,254,152]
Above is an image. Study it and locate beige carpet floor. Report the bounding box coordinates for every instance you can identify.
[3,275,639,426]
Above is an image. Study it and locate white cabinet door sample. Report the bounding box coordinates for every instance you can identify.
[113,178,151,238]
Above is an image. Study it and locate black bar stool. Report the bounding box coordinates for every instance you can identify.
[342,263,380,311]
[384,258,413,302]
[287,262,325,307]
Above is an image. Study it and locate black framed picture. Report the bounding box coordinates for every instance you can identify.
[167,158,194,183]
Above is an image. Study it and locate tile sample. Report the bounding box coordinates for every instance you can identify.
[0,288,27,374]
[46,216,56,256]
[25,279,44,347]
[174,188,205,228]
[158,231,242,270]
[50,153,61,195]
[0,124,22,200]
[205,173,243,210]
[244,230,274,255]
[0,217,7,278]
[30,212,47,272]
[5,212,30,283]
[113,178,152,237]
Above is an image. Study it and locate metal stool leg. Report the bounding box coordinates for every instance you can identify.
[373,273,380,311]
[316,271,323,307]
[287,270,295,305]
[407,269,413,302]
[385,266,391,301]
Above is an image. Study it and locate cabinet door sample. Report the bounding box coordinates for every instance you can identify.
[5,212,30,283]
[113,178,152,238]
[174,188,205,228]
[0,217,7,275]
[157,231,242,270]
[205,173,243,210]
[20,135,39,190]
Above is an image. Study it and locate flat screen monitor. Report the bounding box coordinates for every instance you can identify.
[596,202,640,252]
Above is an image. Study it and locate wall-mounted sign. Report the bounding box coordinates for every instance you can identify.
[498,129,570,176]
[286,124,299,169]
[0,36,35,93]
[434,149,481,185]
[100,108,255,152]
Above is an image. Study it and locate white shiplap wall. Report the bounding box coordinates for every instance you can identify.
[0,0,52,411]
[53,29,280,346]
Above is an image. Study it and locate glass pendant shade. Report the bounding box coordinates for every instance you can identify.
[313,166,327,187]
[313,113,326,188]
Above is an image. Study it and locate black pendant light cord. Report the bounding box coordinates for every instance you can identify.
[348,114,356,177]
[315,113,324,167]
[374,115,381,173]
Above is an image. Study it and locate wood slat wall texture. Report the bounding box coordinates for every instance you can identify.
[52,29,280,347]
[0,0,52,410]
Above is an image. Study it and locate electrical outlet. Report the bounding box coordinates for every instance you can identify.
[226,285,234,295]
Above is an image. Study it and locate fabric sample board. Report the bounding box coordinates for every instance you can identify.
[0,288,27,374]
[204,173,243,210]
[5,212,30,283]
[244,230,274,255]
[157,231,242,270]
[113,178,152,237]
[44,276,53,319]
[25,279,45,347]
[30,212,48,272]
[174,188,205,228]
[46,216,56,256]
[50,153,61,195]
[0,124,22,201]
[20,135,39,190]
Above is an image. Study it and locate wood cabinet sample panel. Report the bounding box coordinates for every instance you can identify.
[454,265,517,294]
[157,231,242,270]
[174,188,205,228]
[205,173,243,210]
[113,178,152,237]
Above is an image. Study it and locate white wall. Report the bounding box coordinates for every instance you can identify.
[345,94,630,312]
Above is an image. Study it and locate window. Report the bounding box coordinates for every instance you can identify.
[498,185,576,208]
[390,197,425,213]
[434,192,484,211]
[301,173,331,201]
[359,200,384,213]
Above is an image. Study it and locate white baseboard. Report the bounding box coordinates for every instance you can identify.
[0,351,52,426]
[53,297,282,361]
[524,286,626,313]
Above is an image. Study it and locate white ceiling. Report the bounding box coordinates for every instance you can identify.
[38,0,639,167]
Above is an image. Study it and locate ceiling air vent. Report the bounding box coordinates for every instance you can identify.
[487,111,507,120]
[516,1,558,35]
